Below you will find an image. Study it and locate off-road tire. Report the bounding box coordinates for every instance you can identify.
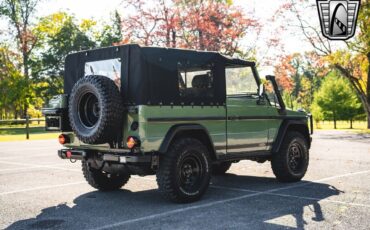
[82,160,130,191]
[271,131,309,182]
[156,138,212,203]
[69,75,123,144]
[212,162,232,175]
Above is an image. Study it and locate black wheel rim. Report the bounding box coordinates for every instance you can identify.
[78,92,100,128]
[178,152,204,194]
[288,142,304,174]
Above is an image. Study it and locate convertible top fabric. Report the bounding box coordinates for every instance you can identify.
[64,44,255,106]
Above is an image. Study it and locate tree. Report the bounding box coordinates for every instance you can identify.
[274,52,327,111]
[98,11,123,47]
[174,0,258,55]
[0,45,28,119]
[312,73,363,129]
[119,0,258,56]
[0,0,42,117]
[32,12,96,101]
[286,0,370,128]
[120,0,173,46]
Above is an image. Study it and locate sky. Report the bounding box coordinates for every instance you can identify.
[0,0,322,74]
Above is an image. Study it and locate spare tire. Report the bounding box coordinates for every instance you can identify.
[69,75,123,144]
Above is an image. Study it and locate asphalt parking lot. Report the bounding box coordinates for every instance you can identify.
[0,130,369,230]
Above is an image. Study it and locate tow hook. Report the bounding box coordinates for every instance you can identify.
[58,149,86,161]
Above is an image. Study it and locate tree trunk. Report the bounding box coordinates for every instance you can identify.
[166,29,170,47]
[333,112,337,129]
[172,30,176,48]
[367,53,370,129]
[23,52,29,118]
[198,30,204,50]
[350,119,353,129]
[334,62,370,129]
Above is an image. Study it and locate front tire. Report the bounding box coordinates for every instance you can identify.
[271,131,309,182]
[82,160,130,191]
[156,138,212,203]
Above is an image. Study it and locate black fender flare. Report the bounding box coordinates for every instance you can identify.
[158,124,216,156]
[272,119,311,153]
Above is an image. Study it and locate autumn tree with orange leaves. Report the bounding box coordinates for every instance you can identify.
[274,52,329,111]
[119,0,259,56]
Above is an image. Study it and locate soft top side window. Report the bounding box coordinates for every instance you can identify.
[226,66,258,96]
[178,67,214,98]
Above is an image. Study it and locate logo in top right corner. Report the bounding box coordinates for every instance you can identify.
[316,0,361,40]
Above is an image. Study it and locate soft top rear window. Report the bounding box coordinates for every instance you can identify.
[84,59,121,90]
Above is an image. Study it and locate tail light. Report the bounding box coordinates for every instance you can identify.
[127,136,140,149]
[58,134,69,145]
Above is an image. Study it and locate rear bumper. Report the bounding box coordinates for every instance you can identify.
[58,149,153,163]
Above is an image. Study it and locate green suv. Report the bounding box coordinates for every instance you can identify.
[42,44,313,203]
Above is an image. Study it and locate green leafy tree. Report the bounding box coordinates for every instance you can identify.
[32,12,96,101]
[312,73,364,129]
[98,11,123,47]
[0,0,42,117]
[0,45,28,119]
[288,0,370,128]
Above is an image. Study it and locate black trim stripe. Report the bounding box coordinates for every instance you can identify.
[147,115,306,122]
[218,151,272,161]
[227,115,305,120]
[214,142,272,151]
[227,143,267,150]
[147,116,225,122]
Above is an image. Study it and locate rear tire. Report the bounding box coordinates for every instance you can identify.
[82,160,130,191]
[212,162,232,175]
[156,138,212,203]
[271,131,309,182]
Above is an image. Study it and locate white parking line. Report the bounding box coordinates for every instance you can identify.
[211,185,370,208]
[314,170,370,182]
[0,164,368,228]
[0,163,73,172]
[93,169,370,230]
[0,146,58,152]
[0,153,57,160]
[92,192,266,230]
[0,181,86,196]
[0,166,47,172]
[0,160,80,172]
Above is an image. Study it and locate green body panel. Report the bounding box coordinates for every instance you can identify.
[63,100,308,156]
[226,97,281,153]
[135,105,227,154]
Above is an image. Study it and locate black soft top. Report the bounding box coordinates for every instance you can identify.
[64,44,255,106]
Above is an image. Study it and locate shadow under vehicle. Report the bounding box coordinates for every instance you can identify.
[6,176,341,229]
